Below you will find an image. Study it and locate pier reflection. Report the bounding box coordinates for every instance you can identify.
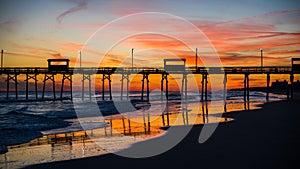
[202,102,209,123]
[244,100,250,110]
[1,101,233,169]
[223,101,250,113]
[110,100,230,136]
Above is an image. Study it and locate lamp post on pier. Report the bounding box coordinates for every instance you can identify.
[131,48,134,69]
[1,49,4,68]
[195,48,198,69]
[79,50,82,68]
[260,48,263,68]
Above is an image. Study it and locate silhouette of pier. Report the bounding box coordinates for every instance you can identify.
[1,58,299,101]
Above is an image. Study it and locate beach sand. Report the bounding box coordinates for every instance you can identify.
[23,96,300,169]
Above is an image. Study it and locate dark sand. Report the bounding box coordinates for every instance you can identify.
[23,97,300,169]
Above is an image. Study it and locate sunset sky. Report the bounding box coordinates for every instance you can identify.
[0,0,300,91]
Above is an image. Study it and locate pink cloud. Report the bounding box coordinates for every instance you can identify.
[188,10,300,66]
[25,37,84,53]
[0,19,21,33]
[57,0,88,24]
[11,43,57,54]
[5,51,47,60]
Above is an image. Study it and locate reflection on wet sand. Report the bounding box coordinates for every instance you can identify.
[107,101,231,137]
[1,101,249,169]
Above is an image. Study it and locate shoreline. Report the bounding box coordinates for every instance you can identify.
[0,89,273,155]
[22,95,300,169]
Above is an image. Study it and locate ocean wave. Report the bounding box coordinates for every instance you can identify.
[0,111,70,153]
[0,111,70,131]
[42,122,108,135]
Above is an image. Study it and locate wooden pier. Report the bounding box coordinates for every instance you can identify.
[0,58,299,102]
[1,65,299,101]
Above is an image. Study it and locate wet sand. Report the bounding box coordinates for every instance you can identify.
[23,96,300,169]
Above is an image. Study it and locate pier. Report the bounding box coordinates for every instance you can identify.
[1,58,299,101]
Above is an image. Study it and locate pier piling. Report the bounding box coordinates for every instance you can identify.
[161,73,168,100]
[181,73,188,101]
[6,74,19,100]
[102,74,112,100]
[120,73,130,100]
[42,74,56,100]
[81,74,91,100]
[60,74,72,100]
[25,73,38,100]
[141,74,150,101]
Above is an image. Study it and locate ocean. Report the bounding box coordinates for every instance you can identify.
[0,90,286,169]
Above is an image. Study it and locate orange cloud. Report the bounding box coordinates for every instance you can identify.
[191,10,300,66]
